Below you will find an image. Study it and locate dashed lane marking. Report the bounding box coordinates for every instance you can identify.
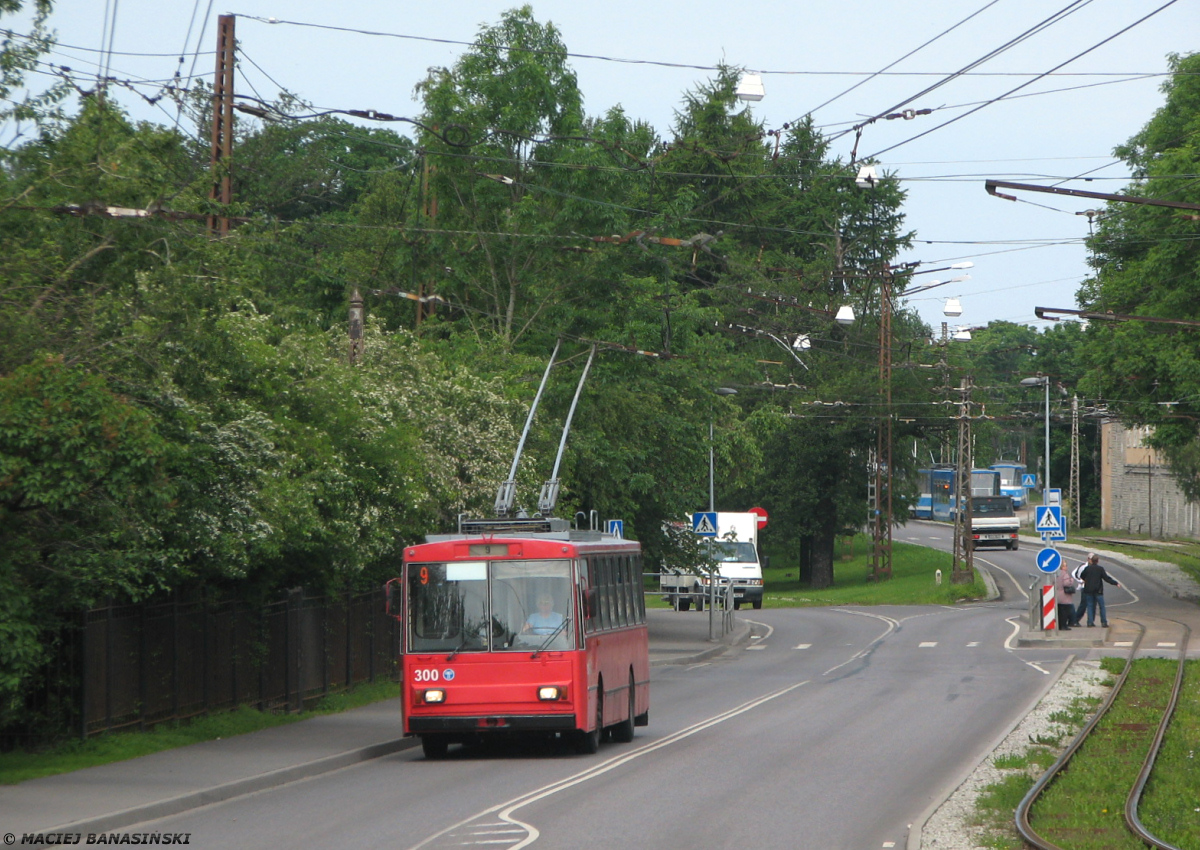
[1114,641,1134,647]
[919,641,938,648]
[746,645,767,651]
[967,641,980,647]
[794,643,812,650]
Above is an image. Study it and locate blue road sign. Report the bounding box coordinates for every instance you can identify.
[1036,548,1062,574]
[1021,474,1037,488]
[1035,505,1066,541]
[692,512,718,536]
[606,519,624,538]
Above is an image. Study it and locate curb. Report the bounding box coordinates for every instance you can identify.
[45,624,741,833]
[43,737,419,835]
[906,653,1077,850]
[649,618,753,667]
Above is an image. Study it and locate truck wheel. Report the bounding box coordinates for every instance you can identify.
[1009,539,1019,550]
[752,599,762,610]
[677,598,691,612]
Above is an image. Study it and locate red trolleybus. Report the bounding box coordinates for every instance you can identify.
[387,516,649,759]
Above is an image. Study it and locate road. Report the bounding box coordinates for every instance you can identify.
[130,531,1097,850]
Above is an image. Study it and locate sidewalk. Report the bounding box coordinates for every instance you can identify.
[3,612,747,836]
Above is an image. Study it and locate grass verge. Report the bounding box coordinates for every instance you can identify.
[972,658,1200,850]
[759,535,989,607]
[0,679,400,785]
[645,533,989,608]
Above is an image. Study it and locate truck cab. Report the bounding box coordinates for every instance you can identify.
[970,496,1020,550]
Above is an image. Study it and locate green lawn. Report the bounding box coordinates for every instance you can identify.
[759,535,989,606]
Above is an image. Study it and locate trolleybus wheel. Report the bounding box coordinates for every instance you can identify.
[421,735,449,760]
[611,672,636,743]
[577,685,602,754]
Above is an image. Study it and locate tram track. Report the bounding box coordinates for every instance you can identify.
[1015,616,1192,850]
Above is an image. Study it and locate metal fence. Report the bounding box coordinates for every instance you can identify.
[7,586,399,746]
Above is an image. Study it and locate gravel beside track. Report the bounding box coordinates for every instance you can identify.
[920,658,1113,849]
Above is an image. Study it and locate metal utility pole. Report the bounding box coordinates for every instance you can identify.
[951,376,975,583]
[208,14,236,238]
[870,270,894,581]
[1070,394,1080,528]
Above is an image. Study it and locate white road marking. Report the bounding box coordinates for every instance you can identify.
[967,641,980,647]
[746,645,766,651]
[1002,617,1051,674]
[794,643,812,650]
[1114,641,1134,647]
[919,642,938,648]
[1157,642,1177,648]
[406,681,811,850]
[742,617,775,641]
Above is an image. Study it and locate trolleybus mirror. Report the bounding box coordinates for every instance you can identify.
[384,578,403,621]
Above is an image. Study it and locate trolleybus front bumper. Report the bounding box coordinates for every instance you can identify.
[408,714,578,733]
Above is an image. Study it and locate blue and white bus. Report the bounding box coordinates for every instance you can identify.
[914,467,1002,521]
[988,462,1027,509]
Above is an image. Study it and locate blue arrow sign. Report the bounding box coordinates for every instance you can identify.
[692,512,718,537]
[1036,547,1062,574]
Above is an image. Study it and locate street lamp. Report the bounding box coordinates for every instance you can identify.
[710,388,738,512]
[735,73,765,102]
[1020,376,1051,499]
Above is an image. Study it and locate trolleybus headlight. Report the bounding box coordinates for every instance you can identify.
[538,686,566,701]
[422,689,446,704]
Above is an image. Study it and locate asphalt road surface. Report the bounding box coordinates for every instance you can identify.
[133,530,1102,850]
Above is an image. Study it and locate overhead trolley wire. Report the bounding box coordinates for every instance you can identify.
[861,0,1183,160]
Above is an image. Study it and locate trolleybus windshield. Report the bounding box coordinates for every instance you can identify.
[407,558,576,653]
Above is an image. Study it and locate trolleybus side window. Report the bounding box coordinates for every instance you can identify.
[614,555,628,627]
[630,554,646,623]
[596,556,612,630]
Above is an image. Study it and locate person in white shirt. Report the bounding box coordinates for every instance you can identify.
[522,594,564,635]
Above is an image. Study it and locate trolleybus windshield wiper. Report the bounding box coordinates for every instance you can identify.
[446,633,475,662]
[531,617,570,658]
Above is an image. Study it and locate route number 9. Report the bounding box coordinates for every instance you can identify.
[419,566,429,585]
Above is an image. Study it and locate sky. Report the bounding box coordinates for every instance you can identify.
[8,0,1198,335]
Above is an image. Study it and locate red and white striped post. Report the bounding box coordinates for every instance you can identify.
[1042,585,1057,631]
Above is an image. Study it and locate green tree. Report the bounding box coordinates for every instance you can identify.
[1078,52,1200,498]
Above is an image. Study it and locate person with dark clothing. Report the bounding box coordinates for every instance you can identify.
[1078,552,1121,627]
[1053,563,1076,631]
[1071,559,1088,626]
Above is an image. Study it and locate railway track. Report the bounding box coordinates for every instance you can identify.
[1015,616,1192,850]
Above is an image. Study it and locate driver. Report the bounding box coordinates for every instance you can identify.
[522,594,564,635]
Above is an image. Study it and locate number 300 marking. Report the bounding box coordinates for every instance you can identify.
[414,668,440,683]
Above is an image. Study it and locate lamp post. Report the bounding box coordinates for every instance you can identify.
[1020,376,1051,500]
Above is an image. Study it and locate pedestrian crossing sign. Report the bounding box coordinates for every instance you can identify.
[1022,473,1037,488]
[692,512,718,536]
[1035,505,1065,540]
